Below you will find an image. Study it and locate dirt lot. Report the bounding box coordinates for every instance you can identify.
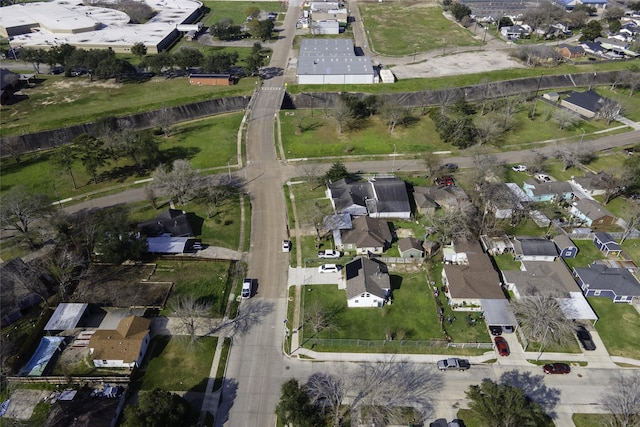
[390,49,525,79]
[3,389,50,421]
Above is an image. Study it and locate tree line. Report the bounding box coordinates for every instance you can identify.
[19,41,268,79]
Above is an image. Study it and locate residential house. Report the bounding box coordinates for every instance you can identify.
[486,183,531,219]
[570,198,616,227]
[502,261,581,298]
[522,179,573,203]
[560,90,611,119]
[500,25,531,39]
[552,234,578,258]
[511,237,558,262]
[593,232,622,256]
[340,215,392,255]
[570,173,609,197]
[89,316,151,368]
[345,257,390,308]
[0,258,51,327]
[574,263,640,303]
[327,177,411,219]
[442,241,505,311]
[557,44,585,59]
[413,185,469,215]
[595,37,630,52]
[580,41,604,55]
[138,209,194,237]
[398,237,423,259]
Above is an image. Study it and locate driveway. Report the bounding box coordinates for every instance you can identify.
[287,266,345,287]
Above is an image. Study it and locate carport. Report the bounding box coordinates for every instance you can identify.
[481,299,517,328]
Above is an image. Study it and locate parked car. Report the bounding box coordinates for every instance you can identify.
[436,358,470,371]
[282,240,291,252]
[489,325,503,336]
[534,173,552,182]
[440,163,458,171]
[576,326,596,351]
[318,264,340,273]
[512,164,527,172]
[191,242,203,251]
[435,176,455,186]
[494,336,510,356]
[543,363,571,374]
[241,278,252,299]
[318,249,341,259]
[502,325,515,334]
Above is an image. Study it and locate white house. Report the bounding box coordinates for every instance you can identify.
[89,316,151,368]
[345,257,390,308]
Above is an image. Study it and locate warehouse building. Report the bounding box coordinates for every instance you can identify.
[296,39,376,84]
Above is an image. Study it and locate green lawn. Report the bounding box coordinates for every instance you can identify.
[152,260,233,316]
[590,297,640,359]
[301,269,490,353]
[621,239,640,264]
[135,335,217,392]
[562,239,606,270]
[289,179,333,228]
[202,1,284,27]
[573,413,610,427]
[0,75,254,137]
[0,114,242,201]
[358,2,481,56]
[493,254,521,271]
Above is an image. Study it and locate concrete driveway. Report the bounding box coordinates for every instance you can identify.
[287,266,345,288]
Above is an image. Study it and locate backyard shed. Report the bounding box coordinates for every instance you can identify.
[188,74,233,86]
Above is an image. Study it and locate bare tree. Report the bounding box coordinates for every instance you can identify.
[306,358,440,427]
[171,295,212,345]
[553,109,580,130]
[333,99,352,134]
[154,104,176,137]
[298,164,323,190]
[46,247,88,299]
[0,185,53,248]
[379,100,405,134]
[152,159,200,205]
[434,88,460,113]
[425,203,478,244]
[201,183,236,218]
[554,142,594,171]
[511,296,576,346]
[3,138,26,164]
[620,202,640,244]
[602,372,640,427]
[597,100,622,125]
[421,154,442,178]
[304,300,341,336]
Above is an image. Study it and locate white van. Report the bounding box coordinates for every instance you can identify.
[318,264,339,273]
[241,278,252,299]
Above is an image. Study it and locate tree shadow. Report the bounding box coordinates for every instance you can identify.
[499,370,561,418]
[207,299,274,338]
[187,212,205,236]
[98,164,140,183]
[160,146,201,163]
[300,120,323,132]
[214,378,238,427]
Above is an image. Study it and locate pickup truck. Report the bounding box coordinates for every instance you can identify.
[318,249,341,259]
[436,358,470,371]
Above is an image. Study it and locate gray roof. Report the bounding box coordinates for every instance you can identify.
[328,178,410,216]
[297,38,374,77]
[563,90,606,114]
[574,199,614,221]
[552,234,576,250]
[481,299,517,327]
[513,237,558,257]
[413,185,468,209]
[138,209,193,237]
[594,232,622,251]
[443,241,505,300]
[398,237,423,253]
[44,303,88,331]
[525,180,573,197]
[574,264,640,297]
[572,172,609,191]
[502,261,581,297]
[345,257,389,300]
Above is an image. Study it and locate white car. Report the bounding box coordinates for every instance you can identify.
[512,165,527,172]
[534,173,552,182]
[241,278,252,299]
[318,249,341,259]
[282,240,291,252]
[318,264,340,273]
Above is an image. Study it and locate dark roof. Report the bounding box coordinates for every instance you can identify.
[328,178,410,216]
[345,257,389,300]
[563,90,606,114]
[574,264,640,297]
[581,41,603,51]
[341,216,392,248]
[594,232,622,251]
[0,68,20,91]
[514,237,558,257]
[138,209,193,237]
[443,241,505,300]
[558,44,584,54]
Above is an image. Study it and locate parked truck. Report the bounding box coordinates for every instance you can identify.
[436,358,470,371]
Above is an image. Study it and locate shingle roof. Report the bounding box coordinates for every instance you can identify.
[502,261,580,297]
[345,257,389,300]
[525,181,573,197]
[574,264,640,296]
[398,237,423,253]
[594,232,622,251]
[574,199,614,221]
[444,241,505,300]
[563,90,606,114]
[341,216,392,248]
[89,316,150,363]
[328,178,410,216]
[138,209,193,237]
[552,234,576,250]
[513,237,558,257]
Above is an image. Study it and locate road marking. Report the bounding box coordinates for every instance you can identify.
[261,86,283,91]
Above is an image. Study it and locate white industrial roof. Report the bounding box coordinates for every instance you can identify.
[44,303,88,331]
[3,0,202,52]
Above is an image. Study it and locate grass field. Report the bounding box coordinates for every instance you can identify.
[202,1,284,27]
[573,413,609,427]
[0,113,242,201]
[0,75,253,137]
[135,335,217,392]
[590,297,640,359]
[358,2,481,56]
[562,239,606,270]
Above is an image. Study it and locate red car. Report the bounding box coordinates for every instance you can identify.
[494,336,510,356]
[435,176,455,186]
[543,363,571,375]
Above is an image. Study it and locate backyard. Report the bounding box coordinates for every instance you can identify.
[589,297,640,360]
